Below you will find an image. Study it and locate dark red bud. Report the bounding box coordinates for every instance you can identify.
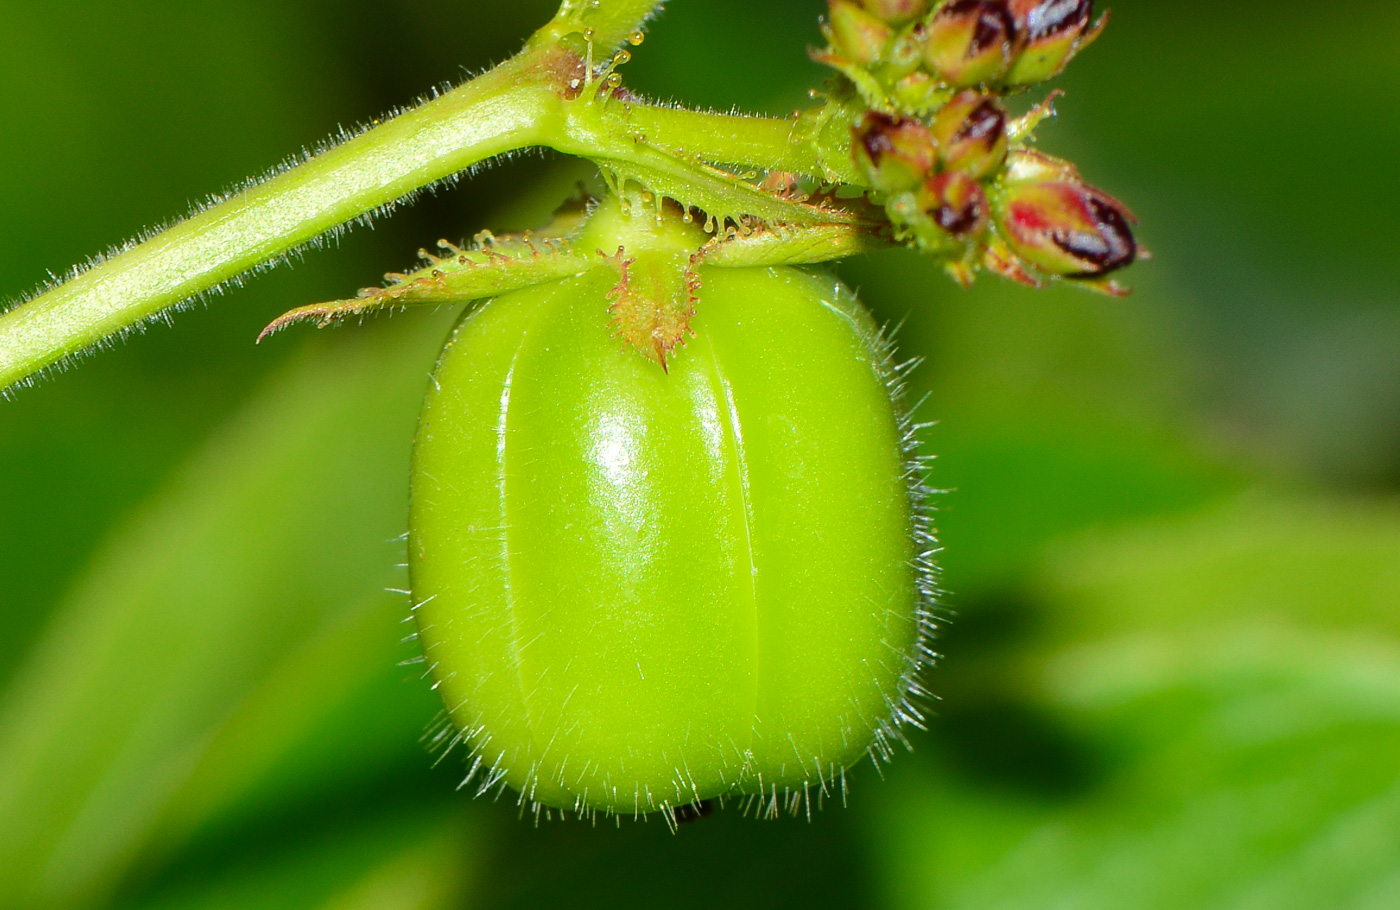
[930,90,1008,179]
[858,0,930,25]
[1011,0,1090,39]
[829,0,895,64]
[853,112,937,192]
[922,0,1018,88]
[996,179,1137,277]
[1004,0,1099,85]
[919,170,989,238]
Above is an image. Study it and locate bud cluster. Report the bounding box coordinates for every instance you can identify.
[821,0,1137,293]
[822,0,1105,112]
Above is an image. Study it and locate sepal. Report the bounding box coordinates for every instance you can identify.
[604,247,700,371]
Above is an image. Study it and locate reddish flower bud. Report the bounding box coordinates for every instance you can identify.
[919,170,989,238]
[859,0,930,25]
[996,179,1137,277]
[930,91,1008,179]
[1004,0,1103,85]
[853,112,937,192]
[922,0,1018,88]
[829,0,895,64]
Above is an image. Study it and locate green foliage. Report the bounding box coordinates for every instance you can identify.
[0,314,455,908]
[1,0,1398,907]
[867,496,1400,910]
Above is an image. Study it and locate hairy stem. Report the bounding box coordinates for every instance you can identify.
[617,103,860,186]
[550,98,857,227]
[0,0,853,392]
[528,0,667,55]
[0,53,561,390]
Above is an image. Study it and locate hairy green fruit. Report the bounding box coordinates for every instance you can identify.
[409,231,936,820]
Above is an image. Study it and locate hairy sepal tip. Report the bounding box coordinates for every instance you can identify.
[603,246,699,371]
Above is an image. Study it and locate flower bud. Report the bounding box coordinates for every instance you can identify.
[1004,0,1102,85]
[891,71,943,114]
[853,112,937,192]
[930,91,1008,179]
[919,170,988,238]
[886,27,929,77]
[922,0,1018,88]
[995,179,1136,277]
[829,0,895,64]
[858,0,929,25]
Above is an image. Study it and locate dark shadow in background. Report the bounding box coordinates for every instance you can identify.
[474,801,876,910]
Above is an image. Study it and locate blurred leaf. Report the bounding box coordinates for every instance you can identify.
[842,252,1243,599]
[864,495,1400,910]
[0,0,566,678]
[0,2,1396,909]
[149,588,436,853]
[1066,1,1400,284]
[124,806,477,910]
[470,805,878,910]
[624,0,826,112]
[0,312,455,910]
[1042,494,1400,639]
[1055,1,1400,484]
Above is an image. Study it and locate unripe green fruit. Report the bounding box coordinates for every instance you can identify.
[409,235,934,818]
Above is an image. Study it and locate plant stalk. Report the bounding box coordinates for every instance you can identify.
[0,0,855,392]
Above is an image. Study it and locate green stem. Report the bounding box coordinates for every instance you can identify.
[550,99,858,227]
[0,0,855,392]
[618,103,860,186]
[0,52,560,390]
[528,0,667,54]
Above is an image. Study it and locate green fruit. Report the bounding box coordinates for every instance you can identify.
[409,228,935,820]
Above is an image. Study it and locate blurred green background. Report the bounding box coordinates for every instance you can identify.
[3,1,1399,907]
